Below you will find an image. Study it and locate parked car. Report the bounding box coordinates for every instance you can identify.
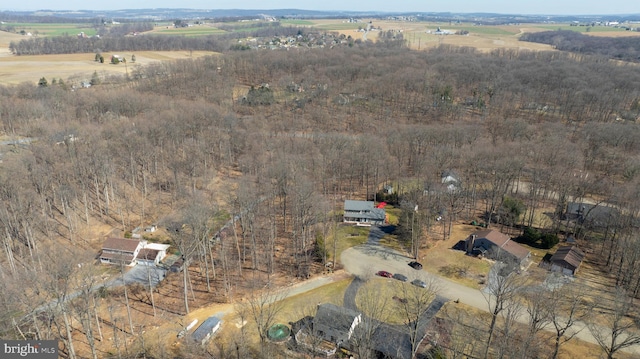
[377,270,393,278]
[411,279,427,288]
[408,261,423,270]
[393,273,408,282]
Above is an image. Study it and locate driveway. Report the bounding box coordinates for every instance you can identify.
[107,264,167,288]
[340,226,640,356]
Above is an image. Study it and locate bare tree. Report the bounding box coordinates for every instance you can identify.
[352,274,391,358]
[520,285,551,358]
[588,286,640,359]
[394,278,441,358]
[482,263,524,359]
[241,280,288,357]
[548,284,590,359]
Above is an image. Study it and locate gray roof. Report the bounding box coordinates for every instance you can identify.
[344,200,386,222]
[566,202,619,221]
[371,324,413,359]
[344,200,375,212]
[314,303,360,341]
[192,316,221,343]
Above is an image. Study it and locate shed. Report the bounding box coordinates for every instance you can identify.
[192,316,221,345]
[549,246,585,276]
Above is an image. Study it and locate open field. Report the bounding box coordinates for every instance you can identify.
[0,22,97,36]
[2,19,638,85]
[0,50,216,85]
[152,25,225,36]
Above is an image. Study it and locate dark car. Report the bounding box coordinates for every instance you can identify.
[377,270,393,278]
[408,261,423,270]
[393,273,408,282]
[411,279,427,288]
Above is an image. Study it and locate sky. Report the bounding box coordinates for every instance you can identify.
[3,0,639,15]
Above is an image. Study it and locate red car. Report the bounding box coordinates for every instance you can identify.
[376,270,393,278]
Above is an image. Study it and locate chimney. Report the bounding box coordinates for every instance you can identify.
[466,234,477,253]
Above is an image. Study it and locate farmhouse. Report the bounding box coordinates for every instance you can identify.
[343,200,386,225]
[464,229,531,267]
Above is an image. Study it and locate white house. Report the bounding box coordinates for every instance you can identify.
[100,237,170,266]
[136,242,170,266]
[100,237,145,266]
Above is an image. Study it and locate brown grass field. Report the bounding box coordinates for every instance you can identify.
[2,19,640,85]
[0,30,216,85]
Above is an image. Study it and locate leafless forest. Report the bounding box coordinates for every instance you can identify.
[2,36,640,358]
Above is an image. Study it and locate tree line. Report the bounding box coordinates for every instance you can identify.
[8,24,305,55]
[520,30,640,63]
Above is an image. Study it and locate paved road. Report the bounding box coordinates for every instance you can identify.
[340,226,640,356]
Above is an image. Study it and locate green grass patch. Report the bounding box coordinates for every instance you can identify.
[313,23,362,31]
[280,19,314,26]
[153,27,226,36]
[3,22,98,37]
[356,278,435,325]
[378,232,409,253]
[356,278,405,324]
[327,224,370,263]
[424,249,491,289]
[384,205,401,225]
[275,278,351,324]
[215,278,351,349]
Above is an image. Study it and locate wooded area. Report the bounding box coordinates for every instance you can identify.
[520,30,640,62]
[1,33,640,357]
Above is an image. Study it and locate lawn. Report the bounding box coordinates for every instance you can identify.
[280,19,315,26]
[327,224,370,264]
[211,278,351,350]
[421,223,493,289]
[355,278,424,325]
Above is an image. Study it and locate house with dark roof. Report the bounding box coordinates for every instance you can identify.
[314,303,362,346]
[294,303,362,356]
[546,246,585,276]
[100,237,145,266]
[136,243,170,266]
[566,202,619,227]
[343,200,386,225]
[464,229,531,267]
